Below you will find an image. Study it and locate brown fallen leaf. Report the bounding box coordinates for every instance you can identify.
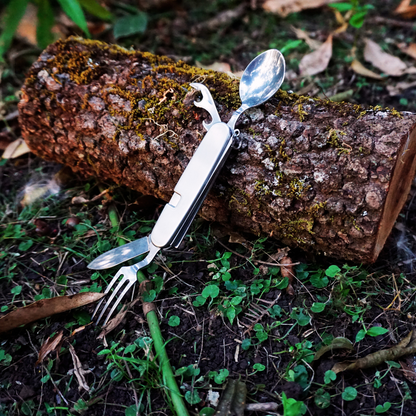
[35,330,64,366]
[400,355,416,384]
[16,3,37,46]
[398,43,416,60]
[364,38,408,76]
[350,59,383,80]
[263,0,341,17]
[387,80,416,96]
[291,26,322,50]
[332,331,416,374]
[280,256,295,296]
[68,344,91,391]
[97,306,129,339]
[2,139,31,159]
[394,0,416,19]
[0,292,105,333]
[195,61,231,73]
[299,35,333,76]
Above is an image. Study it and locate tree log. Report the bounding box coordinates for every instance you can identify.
[18,38,416,263]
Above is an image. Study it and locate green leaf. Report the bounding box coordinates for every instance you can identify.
[376,402,392,414]
[168,315,180,327]
[349,11,367,28]
[97,349,111,355]
[78,0,112,20]
[1,305,8,313]
[231,296,243,306]
[11,285,22,296]
[199,408,215,416]
[18,239,33,252]
[124,344,136,354]
[282,392,306,416]
[311,302,326,313]
[202,284,219,299]
[57,0,91,37]
[0,0,29,60]
[36,0,55,49]
[72,310,90,326]
[310,273,329,288]
[113,12,147,39]
[193,295,207,307]
[142,289,156,302]
[325,265,341,277]
[253,363,265,372]
[241,338,251,350]
[355,329,366,343]
[324,370,336,384]
[290,308,310,326]
[386,361,401,369]
[314,388,331,409]
[41,374,50,383]
[276,276,289,289]
[280,39,303,55]
[125,404,141,416]
[214,369,229,384]
[226,306,236,324]
[367,327,389,337]
[342,386,357,401]
[185,390,201,405]
[328,2,353,12]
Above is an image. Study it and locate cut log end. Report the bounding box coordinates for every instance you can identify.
[375,126,416,261]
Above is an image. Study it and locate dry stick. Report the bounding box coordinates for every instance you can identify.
[105,201,190,416]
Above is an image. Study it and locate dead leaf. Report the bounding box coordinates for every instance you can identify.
[400,356,416,384]
[387,80,416,96]
[21,178,60,207]
[291,26,322,50]
[394,0,416,19]
[35,330,64,366]
[263,0,341,17]
[68,344,91,391]
[364,38,408,76]
[215,379,247,416]
[299,35,333,76]
[16,3,38,46]
[332,331,416,374]
[228,232,247,245]
[350,59,383,80]
[280,256,295,296]
[71,189,110,205]
[195,61,231,73]
[314,337,354,361]
[97,306,129,339]
[2,139,31,159]
[398,43,416,60]
[0,292,105,333]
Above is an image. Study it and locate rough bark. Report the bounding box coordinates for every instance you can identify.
[18,37,416,263]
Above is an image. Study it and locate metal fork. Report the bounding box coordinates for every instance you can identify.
[92,243,159,325]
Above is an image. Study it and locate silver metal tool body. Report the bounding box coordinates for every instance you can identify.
[89,49,286,325]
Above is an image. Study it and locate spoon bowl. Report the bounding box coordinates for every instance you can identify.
[228,49,286,131]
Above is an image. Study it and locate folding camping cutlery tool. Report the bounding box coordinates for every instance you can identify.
[89,49,286,325]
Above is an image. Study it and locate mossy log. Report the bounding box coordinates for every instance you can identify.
[18,38,416,263]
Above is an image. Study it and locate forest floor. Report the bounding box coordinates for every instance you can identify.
[2,0,416,415]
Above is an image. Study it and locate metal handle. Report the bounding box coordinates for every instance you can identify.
[151,122,232,248]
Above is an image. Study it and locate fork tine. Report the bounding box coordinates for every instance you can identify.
[95,272,130,325]
[101,279,136,326]
[92,268,125,321]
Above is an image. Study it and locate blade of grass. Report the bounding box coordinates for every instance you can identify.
[0,0,29,61]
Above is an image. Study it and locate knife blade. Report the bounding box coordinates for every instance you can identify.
[87,235,150,270]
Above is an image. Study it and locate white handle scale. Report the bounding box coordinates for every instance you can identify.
[151,122,232,248]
